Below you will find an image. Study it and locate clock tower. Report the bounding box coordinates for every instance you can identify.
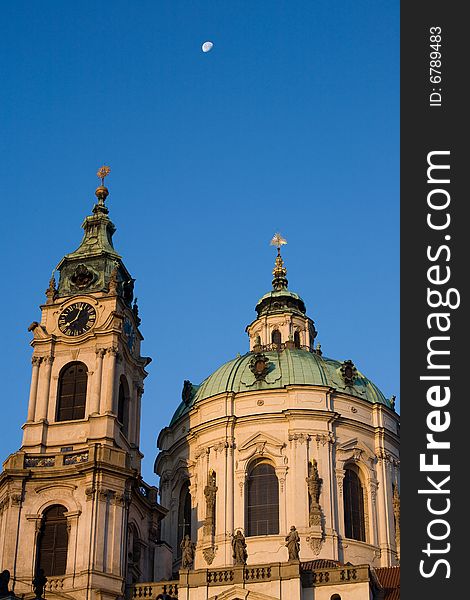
[0,169,169,600]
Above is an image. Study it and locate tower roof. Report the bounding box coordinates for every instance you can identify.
[54,167,135,306]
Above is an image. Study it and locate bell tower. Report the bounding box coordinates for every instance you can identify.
[0,169,169,600]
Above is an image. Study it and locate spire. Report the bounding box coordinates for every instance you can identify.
[54,167,135,305]
[94,165,111,215]
[270,233,288,291]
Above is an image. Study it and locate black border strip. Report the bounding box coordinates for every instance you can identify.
[401,2,466,596]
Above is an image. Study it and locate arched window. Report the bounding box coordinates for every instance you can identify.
[343,466,366,541]
[294,331,301,348]
[117,375,129,436]
[177,481,192,558]
[246,459,279,536]
[254,335,261,347]
[271,330,281,347]
[36,505,68,576]
[56,362,88,421]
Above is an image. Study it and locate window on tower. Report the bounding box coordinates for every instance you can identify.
[118,375,130,436]
[271,330,281,347]
[56,362,88,421]
[343,466,366,542]
[36,505,69,576]
[294,330,301,348]
[246,459,279,536]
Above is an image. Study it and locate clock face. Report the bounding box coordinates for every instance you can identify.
[58,302,96,336]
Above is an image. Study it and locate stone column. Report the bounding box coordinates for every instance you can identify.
[1,491,23,579]
[36,356,54,421]
[234,470,246,533]
[335,467,346,539]
[90,348,106,415]
[290,434,309,529]
[94,488,110,572]
[64,510,81,576]
[377,454,390,548]
[276,466,288,535]
[111,493,127,575]
[104,347,119,414]
[369,479,380,548]
[226,442,234,555]
[27,356,43,422]
[130,382,143,446]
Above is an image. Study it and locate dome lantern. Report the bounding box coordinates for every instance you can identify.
[246,234,317,352]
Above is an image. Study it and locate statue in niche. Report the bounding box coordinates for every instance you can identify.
[232,530,247,565]
[180,534,195,569]
[306,459,323,526]
[285,525,300,561]
[203,470,217,536]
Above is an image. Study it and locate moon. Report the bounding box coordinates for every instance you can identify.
[202,41,213,53]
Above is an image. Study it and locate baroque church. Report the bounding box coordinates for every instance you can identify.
[0,172,400,600]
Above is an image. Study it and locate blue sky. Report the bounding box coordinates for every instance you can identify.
[0,1,399,483]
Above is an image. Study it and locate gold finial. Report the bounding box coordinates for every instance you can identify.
[97,165,111,186]
[95,166,111,209]
[270,233,288,291]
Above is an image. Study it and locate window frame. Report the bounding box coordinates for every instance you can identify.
[343,465,366,542]
[245,459,279,537]
[56,361,88,422]
[36,504,69,577]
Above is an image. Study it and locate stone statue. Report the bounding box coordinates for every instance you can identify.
[33,568,47,599]
[108,266,119,295]
[0,570,10,598]
[306,459,323,526]
[180,534,195,569]
[285,525,300,561]
[203,470,218,536]
[232,530,247,565]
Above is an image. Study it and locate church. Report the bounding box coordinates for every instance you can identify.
[0,171,400,600]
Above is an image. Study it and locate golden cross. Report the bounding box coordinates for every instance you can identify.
[270,232,287,252]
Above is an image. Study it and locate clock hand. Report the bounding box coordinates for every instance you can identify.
[68,308,84,325]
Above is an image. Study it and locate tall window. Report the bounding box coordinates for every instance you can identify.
[56,362,87,421]
[177,481,192,557]
[36,505,68,576]
[294,331,301,348]
[117,375,129,436]
[271,330,281,347]
[343,467,366,541]
[246,459,279,536]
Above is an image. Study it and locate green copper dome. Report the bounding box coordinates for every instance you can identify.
[170,348,392,425]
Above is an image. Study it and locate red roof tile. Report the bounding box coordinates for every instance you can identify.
[375,566,400,600]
